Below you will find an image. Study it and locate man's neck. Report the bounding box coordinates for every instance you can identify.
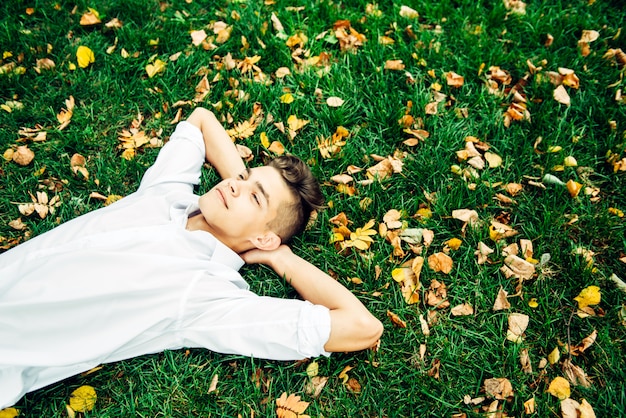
[185,213,251,254]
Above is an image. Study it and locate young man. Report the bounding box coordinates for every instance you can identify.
[0,107,383,408]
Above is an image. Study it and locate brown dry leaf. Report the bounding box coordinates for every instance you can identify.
[503,0,527,14]
[562,358,592,388]
[304,376,328,398]
[190,29,207,46]
[500,254,535,281]
[428,252,453,274]
[520,348,533,374]
[580,29,600,43]
[426,279,450,309]
[446,71,464,87]
[504,183,523,196]
[570,329,597,356]
[18,191,61,219]
[333,20,367,53]
[484,378,514,400]
[451,303,473,316]
[70,153,89,179]
[427,358,441,379]
[384,60,405,71]
[484,152,502,168]
[287,114,309,135]
[326,96,345,107]
[452,209,479,225]
[387,310,407,327]
[207,374,219,393]
[12,145,34,166]
[366,158,394,180]
[475,241,494,265]
[80,9,101,26]
[547,376,570,400]
[554,85,571,106]
[268,141,285,155]
[399,5,419,18]
[383,209,403,229]
[275,392,310,418]
[524,397,536,414]
[493,287,511,311]
[57,95,75,130]
[194,75,211,102]
[330,174,353,184]
[506,312,529,343]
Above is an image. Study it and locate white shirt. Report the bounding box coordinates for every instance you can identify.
[0,122,331,408]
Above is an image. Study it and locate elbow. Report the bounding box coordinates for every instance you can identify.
[357,312,384,349]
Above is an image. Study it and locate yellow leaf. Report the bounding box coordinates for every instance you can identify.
[548,346,561,364]
[547,376,570,400]
[226,120,257,140]
[280,93,294,104]
[528,298,539,308]
[260,132,270,148]
[69,385,97,412]
[146,59,166,78]
[0,408,20,418]
[574,285,601,309]
[415,207,432,220]
[564,156,578,167]
[76,46,95,68]
[484,152,502,168]
[306,361,319,378]
[287,114,309,132]
[445,238,462,250]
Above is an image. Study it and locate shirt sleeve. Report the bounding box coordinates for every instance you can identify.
[180,277,332,360]
[138,121,206,192]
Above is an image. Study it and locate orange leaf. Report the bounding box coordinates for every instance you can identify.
[276,392,310,418]
[427,252,453,274]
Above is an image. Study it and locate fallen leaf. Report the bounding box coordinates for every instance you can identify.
[384,60,405,71]
[69,385,97,412]
[570,330,597,356]
[446,71,464,87]
[554,85,571,106]
[190,29,208,46]
[146,59,166,78]
[484,378,514,400]
[451,303,474,316]
[445,237,462,250]
[428,252,453,274]
[562,358,592,388]
[524,397,536,414]
[80,8,101,26]
[387,310,407,327]
[489,220,518,241]
[0,408,19,418]
[275,392,310,418]
[475,241,494,264]
[520,348,533,374]
[304,376,328,398]
[574,286,601,309]
[280,93,295,104]
[76,46,95,68]
[493,287,511,311]
[547,376,570,400]
[500,254,535,281]
[326,96,345,107]
[70,153,89,179]
[268,141,285,155]
[12,145,34,166]
[207,374,219,393]
[484,152,502,168]
[399,5,419,18]
[57,95,75,130]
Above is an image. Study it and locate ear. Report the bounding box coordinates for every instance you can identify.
[251,231,281,251]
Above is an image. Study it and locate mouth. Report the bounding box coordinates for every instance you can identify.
[217,187,228,209]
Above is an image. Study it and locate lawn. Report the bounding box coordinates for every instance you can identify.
[1,0,625,416]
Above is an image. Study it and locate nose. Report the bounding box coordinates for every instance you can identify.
[228,178,247,197]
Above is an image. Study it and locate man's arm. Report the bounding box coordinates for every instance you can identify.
[186,107,246,179]
[242,246,383,352]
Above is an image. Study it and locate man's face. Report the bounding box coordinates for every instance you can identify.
[197,166,292,246]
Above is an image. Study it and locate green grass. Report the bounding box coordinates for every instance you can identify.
[1,0,625,416]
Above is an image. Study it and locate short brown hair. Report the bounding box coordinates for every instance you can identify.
[267,155,324,243]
